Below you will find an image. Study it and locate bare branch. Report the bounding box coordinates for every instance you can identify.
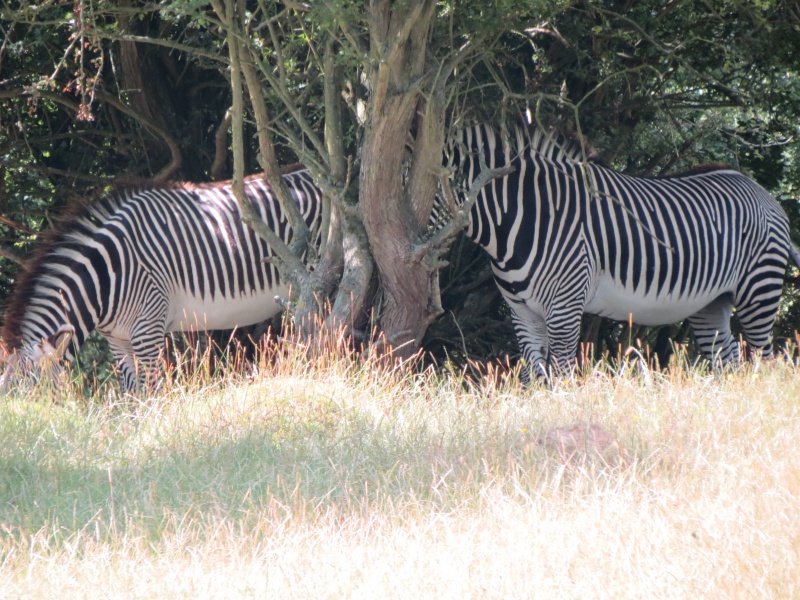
[3,85,186,182]
[210,109,233,180]
[238,34,328,160]
[0,246,24,266]
[411,160,516,263]
[93,89,183,181]
[0,215,36,235]
[0,160,109,184]
[319,0,369,66]
[265,20,288,85]
[595,6,752,104]
[240,43,312,257]
[522,24,569,47]
[212,0,309,287]
[91,33,227,65]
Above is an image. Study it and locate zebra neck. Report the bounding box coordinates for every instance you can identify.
[462,153,583,263]
[18,283,93,363]
[465,200,502,260]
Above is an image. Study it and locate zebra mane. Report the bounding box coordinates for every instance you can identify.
[657,163,736,178]
[508,123,605,165]
[451,121,604,166]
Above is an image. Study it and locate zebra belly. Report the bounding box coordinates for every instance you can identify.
[584,276,729,326]
[167,284,291,332]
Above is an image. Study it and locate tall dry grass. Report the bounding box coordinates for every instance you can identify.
[1,342,798,598]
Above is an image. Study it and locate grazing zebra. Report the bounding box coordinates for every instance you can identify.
[0,169,322,392]
[446,123,800,379]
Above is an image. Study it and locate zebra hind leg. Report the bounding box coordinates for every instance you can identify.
[687,294,739,368]
[734,283,784,361]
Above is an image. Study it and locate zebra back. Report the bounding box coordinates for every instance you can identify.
[1,170,323,356]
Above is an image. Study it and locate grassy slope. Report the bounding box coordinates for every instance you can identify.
[1,351,799,599]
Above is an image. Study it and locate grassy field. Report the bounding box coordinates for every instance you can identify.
[1,345,799,599]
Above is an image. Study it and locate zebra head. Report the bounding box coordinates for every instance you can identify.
[0,323,76,392]
[1,239,94,392]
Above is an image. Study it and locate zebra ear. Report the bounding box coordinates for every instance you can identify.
[44,324,76,361]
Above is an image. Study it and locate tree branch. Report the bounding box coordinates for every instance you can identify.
[212,0,309,290]
[2,87,185,182]
[98,33,227,65]
[319,0,369,67]
[210,109,233,180]
[0,246,24,266]
[595,6,752,104]
[239,37,312,257]
[411,160,516,263]
[238,32,328,161]
[0,215,36,235]
[93,89,183,181]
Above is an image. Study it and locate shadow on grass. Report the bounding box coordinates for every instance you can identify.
[0,394,595,550]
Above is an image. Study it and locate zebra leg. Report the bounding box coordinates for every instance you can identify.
[734,282,785,360]
[687,295,739,366]
[545,308,583,376]
[129,316,169,392]
[106,320,167,394]
[509,306,549,383]
[106,337,141,393]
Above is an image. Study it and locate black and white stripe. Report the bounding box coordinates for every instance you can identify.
[3,170,322,391]
[446,123,800,379]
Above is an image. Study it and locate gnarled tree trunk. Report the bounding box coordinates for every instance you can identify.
[359,0,444,357]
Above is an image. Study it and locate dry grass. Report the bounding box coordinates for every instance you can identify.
[1,345,799,599]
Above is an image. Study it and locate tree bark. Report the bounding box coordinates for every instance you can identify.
[359,0,443,356]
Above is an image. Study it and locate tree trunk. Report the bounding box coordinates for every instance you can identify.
[359,0,442,357]
[360,115,442,354]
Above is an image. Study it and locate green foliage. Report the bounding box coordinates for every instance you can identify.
[1,0,799,372]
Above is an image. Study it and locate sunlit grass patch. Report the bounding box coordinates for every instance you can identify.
[1,346,799,598]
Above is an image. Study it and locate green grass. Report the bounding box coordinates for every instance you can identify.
[1,347,799,598]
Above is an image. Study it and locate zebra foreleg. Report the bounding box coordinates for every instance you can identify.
[510,308,549,383]
[687,295,739,367]
[545,308,583,377]
[106,337,141,393]
[107,324,167,394]
[129,320,169,393]
[510,304,584,382]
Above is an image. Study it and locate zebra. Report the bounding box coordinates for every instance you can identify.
[0,168,322,392]
[445,123,800,380]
